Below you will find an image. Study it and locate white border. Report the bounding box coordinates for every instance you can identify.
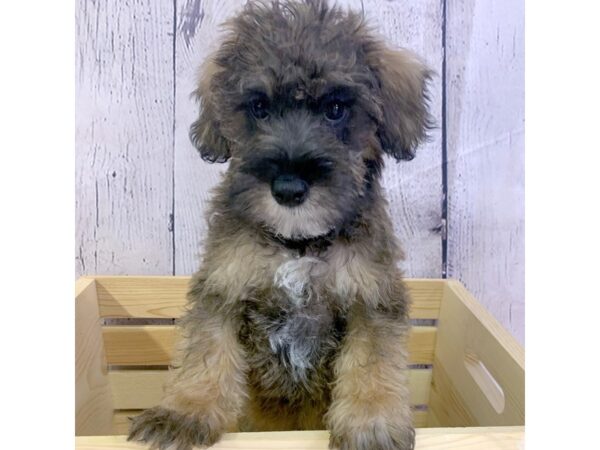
[0,1,73,446]
[2,0,600,448]
[527,1,600,448]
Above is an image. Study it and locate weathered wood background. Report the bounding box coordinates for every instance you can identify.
[75,0,524,343]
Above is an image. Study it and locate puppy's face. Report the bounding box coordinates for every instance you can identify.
[191,1,431,239]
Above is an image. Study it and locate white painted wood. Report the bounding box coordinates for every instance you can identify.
[173,0,444,278]
[173,0,245,275]
[75,0,175,276]
[445,0,525,343]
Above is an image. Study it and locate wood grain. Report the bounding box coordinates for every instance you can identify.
[112,411,137,436]
[93,276,442,319]
[108,368,432,410]
[76,427,525,449]
[427,356,479,427]
[76,278,114,436]
[111,410,429,436]
[445,0,525,343]
[75,0,175,276]
[102,325,437,365]
[427,281,524,427]
[95,276,190,318]
[406,278,444,319]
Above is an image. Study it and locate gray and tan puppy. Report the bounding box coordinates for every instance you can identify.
[128,0,431,449]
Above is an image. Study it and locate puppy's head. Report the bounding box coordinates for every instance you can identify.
[191,0,432,240]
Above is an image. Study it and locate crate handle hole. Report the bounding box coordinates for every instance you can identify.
[464,351,505,414]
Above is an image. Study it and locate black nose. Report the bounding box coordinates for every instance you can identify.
[271,174,309,206]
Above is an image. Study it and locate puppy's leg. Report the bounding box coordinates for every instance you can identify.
[326,305,414,450]
[128,306,248,450]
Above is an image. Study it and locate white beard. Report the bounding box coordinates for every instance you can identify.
[260,194,337,239]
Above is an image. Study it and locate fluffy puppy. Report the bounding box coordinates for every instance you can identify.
[128,1,431,449]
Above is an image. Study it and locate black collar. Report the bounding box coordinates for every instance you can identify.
[266,228,338,256]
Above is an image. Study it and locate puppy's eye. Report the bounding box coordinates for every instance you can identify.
[249,97,269,119]
[324,102,347,122]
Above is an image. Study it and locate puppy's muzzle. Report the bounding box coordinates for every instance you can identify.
[271,174,309,207]
[241,151,334,207]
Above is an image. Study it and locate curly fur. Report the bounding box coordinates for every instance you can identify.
[128,1,431,449]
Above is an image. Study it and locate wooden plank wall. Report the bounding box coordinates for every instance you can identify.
[445,0,525,343]
[76,0,175,275]
[75,0,524,342]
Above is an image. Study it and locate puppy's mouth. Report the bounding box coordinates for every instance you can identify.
[259,187,340,241]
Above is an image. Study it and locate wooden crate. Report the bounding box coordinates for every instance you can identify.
[75,277,524,449]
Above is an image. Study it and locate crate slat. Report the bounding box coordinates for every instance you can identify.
[95,276,442,320]
[103,325,175,365]
[409,326,437,364]
[427,281,524,427]
[76,427,525,449]
[95,276,190,318]
[111,410,135,435]
[409,368,434,406]
[109,370,166,409]
[75,276,526,446]
[110,409,430,436]
[102,325,437,366]
[75,278,114,436]
[415,410,430,429]
[406,279,444,320]
[109,368,433,410]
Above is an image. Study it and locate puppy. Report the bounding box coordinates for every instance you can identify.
[128,1,431,449]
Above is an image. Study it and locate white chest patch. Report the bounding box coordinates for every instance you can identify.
[273,256,327,306]
[270,256,331,381]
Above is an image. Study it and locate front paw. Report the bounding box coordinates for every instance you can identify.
[127,406,222,450]
[330,423,415,450]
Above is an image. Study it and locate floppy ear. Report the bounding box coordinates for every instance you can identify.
[189,58,231,163]
[371,47,433,161]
